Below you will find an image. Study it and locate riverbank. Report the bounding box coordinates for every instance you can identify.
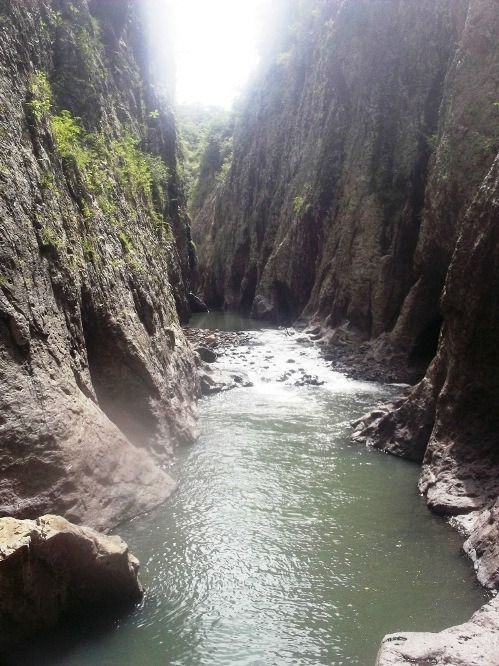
[2,316,487,665]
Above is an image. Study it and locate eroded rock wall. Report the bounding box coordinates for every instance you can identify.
[0,0,199,530]
[354,150,499,580]
[193,0,498,377]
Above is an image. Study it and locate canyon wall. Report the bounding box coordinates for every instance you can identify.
[193,0,498,378]
[355,150,499,585]
[0,0,198,530]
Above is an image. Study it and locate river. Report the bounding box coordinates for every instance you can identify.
[5,313,487,665]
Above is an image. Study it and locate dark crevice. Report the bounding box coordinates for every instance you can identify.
[409,316,443,367]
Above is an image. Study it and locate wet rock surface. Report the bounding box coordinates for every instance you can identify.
[297,324,420,385]
[0,515,142,648]
[376,596,499,666]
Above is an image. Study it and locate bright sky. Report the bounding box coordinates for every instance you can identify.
[168,0,270,108]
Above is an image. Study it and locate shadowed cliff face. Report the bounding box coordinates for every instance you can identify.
[193,0,498,376]
[349,0,499,579]
[0,0,198,530]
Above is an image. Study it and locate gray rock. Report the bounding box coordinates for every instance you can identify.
[376,596,499,666]
[196,346,218,363]
[0,0,199,530]
[0,515,143,647]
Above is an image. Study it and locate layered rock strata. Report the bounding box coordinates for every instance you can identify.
[354,152,499,554]
[0,515,142,648]
[356,149,499,661]
[0,0,198,529]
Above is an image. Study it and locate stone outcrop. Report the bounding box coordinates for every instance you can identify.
[0,0,199,530]
[376,595,499,666]
[356,150,499,661]
[354,151,499,535]
[0,515,142,648]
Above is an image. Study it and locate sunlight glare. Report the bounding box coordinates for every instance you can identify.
[168,0,270,108]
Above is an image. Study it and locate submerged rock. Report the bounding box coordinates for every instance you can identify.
[0,515,142,648]
[196,346,218,363]
[376,596,499,666]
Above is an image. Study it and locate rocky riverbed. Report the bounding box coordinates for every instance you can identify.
[186,324,337,393]
[186,317,499,665]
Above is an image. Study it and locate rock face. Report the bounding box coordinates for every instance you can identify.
[356,150,499,661]
[354,152,499,548]
[0,515,142,648]
[193,0,498,378]
[0,0,199,529]
[376,595,499,666]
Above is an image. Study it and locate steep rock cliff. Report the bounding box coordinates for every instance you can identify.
[355,150,499,560]
[193,0,499,632]
[193,0,498,379]
[0,0,198,530]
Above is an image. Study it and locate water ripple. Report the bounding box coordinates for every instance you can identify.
[4,320,488,666]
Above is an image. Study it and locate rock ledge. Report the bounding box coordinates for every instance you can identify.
[0,515,143,647]
[376,596,499,666]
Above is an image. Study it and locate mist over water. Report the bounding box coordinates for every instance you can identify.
[6,314,487,665]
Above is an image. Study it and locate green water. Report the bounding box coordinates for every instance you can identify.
[4,315,487,665]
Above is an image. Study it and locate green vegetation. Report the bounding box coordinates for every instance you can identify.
[81,237,97,260]
[425,133,439,152]
[24,72,171,263]
[178,103,234,213]
[293,185,312,216]
[40,227,64,250]
[52,110,86,162]
[118,230,134,255]
[26,71,52,124]
[41,170,55,190]
[293,195,309,215]
[50,109,170,235]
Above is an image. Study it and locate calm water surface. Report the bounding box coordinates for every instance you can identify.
[5,313,487,665]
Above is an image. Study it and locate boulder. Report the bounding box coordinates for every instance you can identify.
[376,596,499,666]
[196,346,218,363]
[0,515,143,647]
